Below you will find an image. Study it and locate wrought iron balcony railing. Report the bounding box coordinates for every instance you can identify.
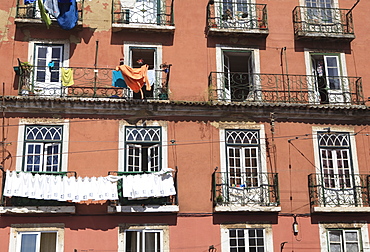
[208,72,364,105]
[112,0,174,27]
[293,6,354,39]
[308,173,370,208]
[212,171,279,207]
[108,171,178,207]
[207,1,268,34]
[2,171,76,207]
[15,64,171,100]
[15,0,84,23]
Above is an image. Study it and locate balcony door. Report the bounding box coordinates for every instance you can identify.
[33,44,63,96]
[222,50,254,101]
[318,132,358,207]
[311,54,346,104]
[218,0,255,29]
[305,0,343,33]
[225,130,269,205]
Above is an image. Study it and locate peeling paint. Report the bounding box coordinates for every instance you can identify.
[0,8,14,42]
[211,121,259,129]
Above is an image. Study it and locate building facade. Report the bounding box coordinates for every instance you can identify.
[0,0,369,251]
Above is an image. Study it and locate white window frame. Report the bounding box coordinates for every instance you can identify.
[312,126,362,210]
[118,224,170,252]
[220,123,266,174]
[319,223,370,252]
[9,224,64,252]
[304,49,349,104]
[27,40,70,96]
[118,120,168,172]
[221,223,274,252]
[16,119,70,172]
[216,45,261,101]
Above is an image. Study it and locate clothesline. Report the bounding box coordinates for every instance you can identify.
[3,168,176,203]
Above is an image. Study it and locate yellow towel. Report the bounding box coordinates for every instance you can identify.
[61,68,74,87]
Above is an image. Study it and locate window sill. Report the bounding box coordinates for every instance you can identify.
[0,206,75,214]
[312,206,370,213]
[108,205,179,213]
[214,205,281,212]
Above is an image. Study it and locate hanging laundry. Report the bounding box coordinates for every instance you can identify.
[120,0,136,9]
[147,69,156,87]
[57,0,78,30]
[38,0,52,29]
[112,70,127,88]
[44,0,60,18]
[61,68,74,86]
[58,0,72,2]
[116,64,150,99]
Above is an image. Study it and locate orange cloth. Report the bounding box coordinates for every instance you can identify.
[115,64,151,93]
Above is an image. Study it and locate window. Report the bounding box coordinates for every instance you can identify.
[328,229,361,252]
[18,231,57,252]
[125,229,163,252]
[229,228,265,252]
[306,0,334,22]
[124,126,161,172]
[319,223,370,252]
[219,128,277,207]
[222,50,254,101]
[318,132,353,189]
[305,51,349,104]
[28,41,69,97]
[121,0,159,25]
[226,129,260,187]
[9,224,64,252]
[221,224,273,252]
[33,44,63,96]
[23,125,63,172]
[16,119,69,173]
[216,0,258,29]
[118,225,169,252]
[123,43,163,99]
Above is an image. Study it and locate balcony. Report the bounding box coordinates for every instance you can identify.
[112,0,175,32]
[107,171,179,213]
[0,171,76,214]
[207,1,268,36]
[212,171,280,212]
[293,6,355,40]
[208,72,364,105]
[15,64,171,100]
[309,173,370,212]
[15,0,84,26]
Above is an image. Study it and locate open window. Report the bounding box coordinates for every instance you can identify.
[222,50,254,101]
[124,126,161,172]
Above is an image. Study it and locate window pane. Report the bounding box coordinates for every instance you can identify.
[345,231,358,242]
[126,231,139,252]
[40,232,57,252]
[329,230,341,242]
[329,244,341,252]
[20,233,37,252]
[346,243,359,252]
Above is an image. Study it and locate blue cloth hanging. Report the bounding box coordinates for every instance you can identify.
[24,0,37,4]
[58,0,72,3]
[57,0,78,30]
[112,70,127,88]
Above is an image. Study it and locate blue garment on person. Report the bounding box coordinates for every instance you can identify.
[57,0,78,30]
[112,70,127,88]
